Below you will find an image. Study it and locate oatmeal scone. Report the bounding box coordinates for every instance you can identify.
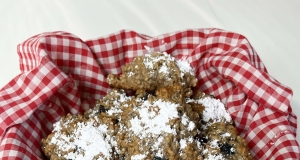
[188,92,253,160]
[92,85,203,160]
[41,113,119,160]
[106,52,197,96]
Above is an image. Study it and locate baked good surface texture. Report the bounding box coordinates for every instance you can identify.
[41,52,253,160]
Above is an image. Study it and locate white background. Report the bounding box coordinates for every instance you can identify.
[1,0,300,142]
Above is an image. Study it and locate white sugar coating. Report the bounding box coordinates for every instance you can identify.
[142,52,194,76]
[179,137,198,156]
[210,139,219,148]
[107,107,123,116]
[127,71,135,77]
[125,97,202,158]
[129,99,179,137]
[201,97,231,123]
[221,132,231,138]
[131,154,146,160]
[206,154,225,160]
[143,52,174,70]
[188,121,196,131]
[158,63,169,74]
[176,59,195,76]
[181,114,189,125]
[180,139,187,149]
[52,120,63,131]
[187,96,232,125]
[143,59,154,69]
[114,90,131,103]
[153,136,164,157]
[154,136,164,148]
[50,117,116,160]
[105,90,132,116]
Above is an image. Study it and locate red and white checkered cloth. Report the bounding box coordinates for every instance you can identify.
[0,28,299,160]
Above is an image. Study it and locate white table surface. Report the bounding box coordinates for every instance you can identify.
[1,0,300,142]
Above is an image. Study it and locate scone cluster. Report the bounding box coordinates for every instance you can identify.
[41,52,253,160]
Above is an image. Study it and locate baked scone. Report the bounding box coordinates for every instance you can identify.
[41,113,119,160]
[94,86,202,159]
[188,92,253,160]
[41,52,253,160]
[107,52,198,97]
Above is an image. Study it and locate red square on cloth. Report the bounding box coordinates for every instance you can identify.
[0,28,299,159]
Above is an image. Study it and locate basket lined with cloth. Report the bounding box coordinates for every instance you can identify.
[0,28,299,159]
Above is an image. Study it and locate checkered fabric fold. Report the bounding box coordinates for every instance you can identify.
[0,28,299,159]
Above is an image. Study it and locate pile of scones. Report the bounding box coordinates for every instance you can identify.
[41,52,253,160]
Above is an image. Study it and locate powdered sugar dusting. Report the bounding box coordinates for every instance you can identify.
[210,139,219,148]
[188,121,196,131]
[49,117,116,159]
[187,96,232,126]
[180,139,187,149]
[159,63,169,74]
[142,51,194,76]
[221,132,231,138]
[176,59,195,76]
[181,114,189,125]
[131,154,146,160]
[127,71,135,77]
[105,90,132,116]
[206,154,225,160]
[129,99,179,137]
[143,52,174,70]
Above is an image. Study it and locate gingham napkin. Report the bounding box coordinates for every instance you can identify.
[0,28,299,160]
